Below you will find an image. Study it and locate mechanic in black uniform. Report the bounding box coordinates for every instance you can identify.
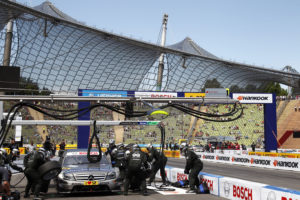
[183,147,203,193]
[0,148,17,197]
[105,139,117,164]
[43,136,52,152]
[8,138,18,153]
[5,148,23,184]
[147,144,168,186]
[111,143,127,182]
[124,144,148,196]
[58,139,66,157]
[23,147,51,199]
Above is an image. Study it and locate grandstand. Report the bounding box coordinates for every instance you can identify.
[277,99,300,149]
[3,101,264,148]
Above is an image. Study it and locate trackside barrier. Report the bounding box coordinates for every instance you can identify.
[4,147,25,155]
[219,177,266,200]
[262,186,300,200]
[198,152,300,172]
[164,165,300,199]
[164,150,180,158]
[248,152,300,158]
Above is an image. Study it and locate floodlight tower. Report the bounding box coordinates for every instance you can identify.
[156,14,168,91]
[286,65,292,97]
[1,4,14,131]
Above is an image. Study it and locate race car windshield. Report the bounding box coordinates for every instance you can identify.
[63,154,109,166]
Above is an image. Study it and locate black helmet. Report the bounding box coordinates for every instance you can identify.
[182,146,189,157]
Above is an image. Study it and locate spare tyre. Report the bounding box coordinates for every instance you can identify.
[38,161,62,181]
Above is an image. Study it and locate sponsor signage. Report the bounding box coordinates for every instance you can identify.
[81,90,128,97]
[216,156,231,162]
[250,158,271,166]
[203,155,215,160]
[135,91,177,98]
[184,93,206,98]
[220,177,266,200]
[232,157,250,164]
[273,160,299,169]
[197,153,300,171]
[232,93,273,104]
[15,116,22,142]
[200,172,222,196]
[169,168,188,182]
[205,88,227,97]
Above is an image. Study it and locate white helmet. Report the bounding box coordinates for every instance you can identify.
[109,139,115,144]
[12,148,19,155]
[147,144,153,151]
[125,150,131,158]
[112,148,118,155]
[0,148,7,155]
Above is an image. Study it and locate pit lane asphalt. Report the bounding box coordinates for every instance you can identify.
[11,173,226,200]
[168,157,300,191]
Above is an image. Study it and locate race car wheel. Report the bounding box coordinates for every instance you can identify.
[38,161,62,181]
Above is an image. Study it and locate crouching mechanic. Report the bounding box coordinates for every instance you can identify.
[147,144,168,186]
[124,145,149,196]
[183,147,203,193]
[0,148,23,197]
[23,148,51,199]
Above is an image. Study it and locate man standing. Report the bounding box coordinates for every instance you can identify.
[183,147,203,193]
[58,139,66,157]
[147,144,168,186]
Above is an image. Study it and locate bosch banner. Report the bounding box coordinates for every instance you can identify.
[219,177,266,200]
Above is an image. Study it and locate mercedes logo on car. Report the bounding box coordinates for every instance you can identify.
[88,175,94,181]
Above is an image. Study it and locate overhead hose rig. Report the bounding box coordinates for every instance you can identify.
[0,100,243,163]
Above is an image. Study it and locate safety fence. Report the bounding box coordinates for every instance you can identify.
[197,152,300,172]
[156,166,300,199]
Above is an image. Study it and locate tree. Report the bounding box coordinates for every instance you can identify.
[229,85,243,93]
[5,77,51,95]
[201,78,222,92]
[264,82,287,96]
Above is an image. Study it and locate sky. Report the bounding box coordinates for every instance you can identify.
[17,0,300,72]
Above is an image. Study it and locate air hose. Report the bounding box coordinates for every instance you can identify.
[152,123,175,191]
[87,120,102,163]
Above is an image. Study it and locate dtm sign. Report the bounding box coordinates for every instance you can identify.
[232,93,273,104]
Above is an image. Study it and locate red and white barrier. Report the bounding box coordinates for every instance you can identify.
[219,177,266,200]
[152,164,300,199]
[261,186,300,200]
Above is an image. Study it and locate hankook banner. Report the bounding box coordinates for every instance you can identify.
[232,93,273,104]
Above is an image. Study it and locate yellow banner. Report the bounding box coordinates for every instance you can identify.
[184,93,205,98]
